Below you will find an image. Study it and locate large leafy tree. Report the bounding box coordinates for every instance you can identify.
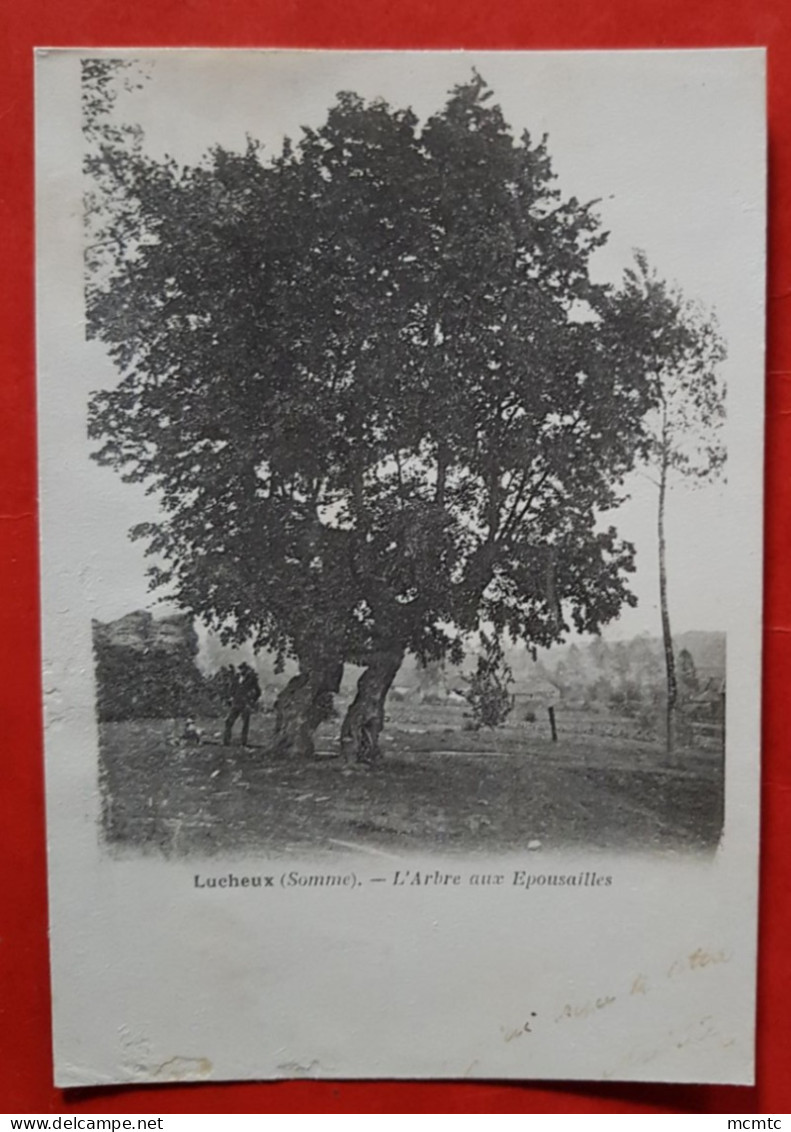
[85,66,660,761]
[333,78,657,758]
[86,75,449,756]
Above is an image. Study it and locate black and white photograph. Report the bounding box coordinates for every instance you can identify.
[36,49,764,1085]
[83,53,730,858]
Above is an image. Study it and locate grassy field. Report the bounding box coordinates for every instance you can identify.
[98,699,724,858]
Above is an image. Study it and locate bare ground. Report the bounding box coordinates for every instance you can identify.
[98,702,724,858]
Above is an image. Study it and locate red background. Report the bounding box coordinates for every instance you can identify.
[1,0,789,1115]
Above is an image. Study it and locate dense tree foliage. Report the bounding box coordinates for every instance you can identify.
[85,64,673,760]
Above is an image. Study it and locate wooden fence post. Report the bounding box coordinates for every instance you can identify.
[548,705,557,742]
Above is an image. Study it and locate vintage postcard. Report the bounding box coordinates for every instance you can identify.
[35,48,765,1086]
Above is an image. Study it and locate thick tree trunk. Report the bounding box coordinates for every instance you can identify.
[658,444,678,762]
[340,648,404,764]
[272,659,343,759]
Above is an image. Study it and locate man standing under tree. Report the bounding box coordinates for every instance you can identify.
[222,663,262,747]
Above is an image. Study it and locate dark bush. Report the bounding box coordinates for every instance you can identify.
[93,639,221,721]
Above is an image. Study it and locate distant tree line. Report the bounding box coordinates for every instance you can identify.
[535,637,722,731]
